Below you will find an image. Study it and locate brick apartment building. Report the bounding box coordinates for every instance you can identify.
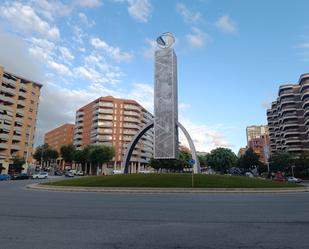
[73,96,153,174]
[44,123,74,152]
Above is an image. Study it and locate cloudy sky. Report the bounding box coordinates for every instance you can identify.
[1,0,309,153]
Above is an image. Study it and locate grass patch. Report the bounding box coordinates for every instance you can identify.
[44,174,303,188]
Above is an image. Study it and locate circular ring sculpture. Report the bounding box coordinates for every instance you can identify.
[156,32,175,49]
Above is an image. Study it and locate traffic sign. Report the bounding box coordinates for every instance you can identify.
[188,159,195,166]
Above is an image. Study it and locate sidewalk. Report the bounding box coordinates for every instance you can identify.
[26,183,309,193]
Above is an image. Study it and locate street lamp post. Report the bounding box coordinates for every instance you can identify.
[291,165,295,177]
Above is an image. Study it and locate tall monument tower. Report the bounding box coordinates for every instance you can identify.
[122,32,200,173]
[154,32,179,159]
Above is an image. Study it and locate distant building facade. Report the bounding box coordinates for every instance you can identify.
[245,125,270,164]
[267,74,309,154]
[0,65,42,174]
[73,96,153,174]
[246,125,269,145]
[44,123,74,152]
[248,135,270,164]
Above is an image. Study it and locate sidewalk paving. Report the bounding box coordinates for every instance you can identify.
[26,183,309,193]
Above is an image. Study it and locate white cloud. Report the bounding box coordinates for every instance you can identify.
[128,83,154,111]
[0,2,60,40]
[59,46,74,62]
[179,120,231,152]
[297,43,309,49]
[0,28,43,82]
[75,0,102,8]
[176,3,202,24]
[47,60,72,76]
[179,103,191,110]
[34,0,102,21]
[186,27,208,48]
[114,0,152,23]
[28,37,55,62]
[215,15,237,33]
[79,12,95,27]
[142,38,157,59]
[127,0,152,23]
[90,37,133,63]
[261,101,271,109]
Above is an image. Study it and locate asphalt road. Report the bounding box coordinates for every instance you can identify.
[0,179,309,249]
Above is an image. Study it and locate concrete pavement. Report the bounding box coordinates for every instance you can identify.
[0,180,309,249]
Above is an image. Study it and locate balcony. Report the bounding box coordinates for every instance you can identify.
[3,78,16,88]
[18,91,27,98]
[12,135,22,141]
[124,117,140,123]
[0,143,9,150]
[96,115,113,121]
[16,109,24,117]
[123,123,140,129]
[96,135,112,141]
[124,110,140,117]
[123,136,133,142]
[124,105,140,111]
[17,100,26,107]
[19,84,28,92]
[123,129,136,135]
[1,105,13,112]
[74,134,83,139]
[97,128,112,134]
[76,116,83,123]
[2,87,16,96]
[0,134,9,140]
[11,144,20,150]
[97,121,113,127]
[95,102,113,109]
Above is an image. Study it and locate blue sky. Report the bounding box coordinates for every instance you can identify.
[1,0,309,153]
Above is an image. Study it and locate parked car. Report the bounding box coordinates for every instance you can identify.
[0,174,11,181]
[287,176,302,183]
[54,170,63,176]
[32,172,48,179]
[65,171,74,177]
[76,171,84,176]
[112,170,122,174]
[273,171,286,182]
[12,173,30,180]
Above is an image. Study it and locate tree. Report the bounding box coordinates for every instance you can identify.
[149,150,192,172]
[33,144,49,165]
[293,151,309,177]
[268,152,293,172]
[237,148,260,171]
[198,154,208,167]
[206,147,237,173]
[33,144,59,167]
[88,145,115,175]
[9,156,25,174]
[60,144,76,164]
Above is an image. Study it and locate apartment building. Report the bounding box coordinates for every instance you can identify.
[246,125,269,145]
[0,65,42,174]
[73,96,153,174]
[267,74,309,154]
[44,123,74,152]
[248,135,270,164]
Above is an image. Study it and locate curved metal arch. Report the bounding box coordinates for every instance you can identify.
[121,120,154,174]
[177,121,201,173]
[121,120,200,174]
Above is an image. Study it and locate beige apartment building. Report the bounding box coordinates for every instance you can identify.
[267,74,309,154]
[44,123,74,152]
[73,96,153,174]
[0,65,42,174]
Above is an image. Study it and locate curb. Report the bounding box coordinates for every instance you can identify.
[26,183,309,193]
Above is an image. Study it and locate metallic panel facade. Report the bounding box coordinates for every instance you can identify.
[154,48,179,159]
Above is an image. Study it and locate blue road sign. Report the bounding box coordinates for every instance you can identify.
[188,159,195,166]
